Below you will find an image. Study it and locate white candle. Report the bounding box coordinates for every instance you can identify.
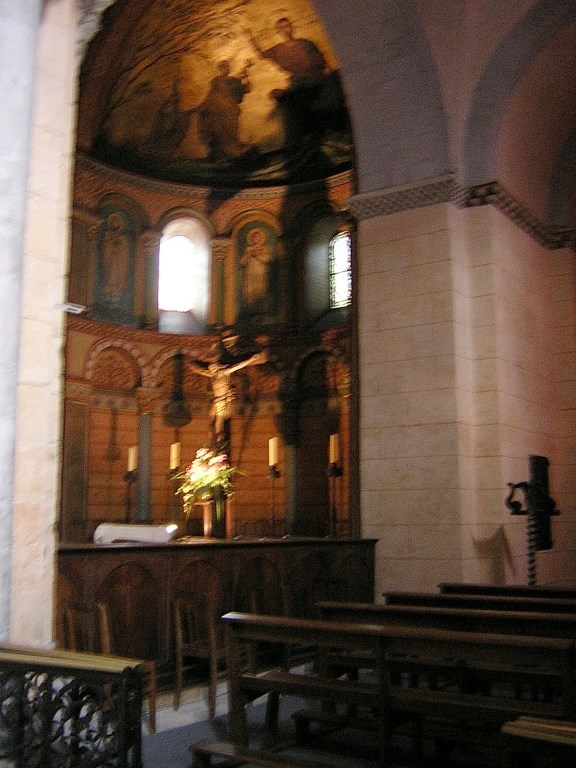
[268,437,278,466]
[127,445,138,472]
[329,434,339,465]
[170,441,181,470]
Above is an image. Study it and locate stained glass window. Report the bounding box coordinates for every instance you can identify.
[329,231,351,308]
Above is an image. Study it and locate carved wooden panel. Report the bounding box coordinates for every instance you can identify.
[57,539,375,665]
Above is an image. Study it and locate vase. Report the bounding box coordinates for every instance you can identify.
[196,486,227,538]
[211,486,227,539]
[196,486,214,504]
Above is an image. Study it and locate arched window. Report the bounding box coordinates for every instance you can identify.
[329,230,351,309]
[158,217,210,333]
[303,216,351,329]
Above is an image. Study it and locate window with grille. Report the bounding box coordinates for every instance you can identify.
[329,231,351,309]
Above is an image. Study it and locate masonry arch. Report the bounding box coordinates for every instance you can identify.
[464,0,576,191]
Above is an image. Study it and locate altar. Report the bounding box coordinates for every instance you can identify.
[57,537,376,665]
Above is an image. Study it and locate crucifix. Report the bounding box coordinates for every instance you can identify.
[189,327,267,453]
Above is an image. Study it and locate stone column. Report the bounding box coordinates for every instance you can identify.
[0,2,42,641]
[210,237,232,327]
[140,228,161,329]
[135,387,159,521]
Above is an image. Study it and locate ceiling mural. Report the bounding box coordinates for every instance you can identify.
[84,0,353,187]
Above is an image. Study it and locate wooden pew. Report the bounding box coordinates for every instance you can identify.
[317,600,576,640]
[223,612,387,745]
[190,611,576,768]
[192,612,390,768]
[317,600,576,697]
[501,716,576,767]
[439,582,576,600]
[382,589,576,614]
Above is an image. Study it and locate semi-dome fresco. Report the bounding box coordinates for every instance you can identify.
[80,0,353,187]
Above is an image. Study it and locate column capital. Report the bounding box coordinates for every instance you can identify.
[210,237,233,260]
[135,386,160,415]
[140,228,161,254]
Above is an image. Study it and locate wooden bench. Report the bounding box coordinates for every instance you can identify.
[317,600,576,640]
[190,611,576,768]
[191,738,352,768]
[383,589,576,614]
[439,582,576,600]
[501,717,576,767]
[223,612,387,741]
[318,599,576,697]
[0,643,146,767]
[191,611,390,768]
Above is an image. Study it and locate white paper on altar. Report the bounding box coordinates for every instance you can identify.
[93,523,179,544]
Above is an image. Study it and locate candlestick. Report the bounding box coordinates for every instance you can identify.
[268,436,278,467]
[170,441,181,470]
[123,468,137,523]
[168,441,182,521]
[329,434,339,465]
[328,435,343,537]
[127,445,138,472]
[268,460,281,536]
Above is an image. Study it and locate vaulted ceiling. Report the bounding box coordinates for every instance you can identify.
[78,0,576,233]
[77,0,353,187]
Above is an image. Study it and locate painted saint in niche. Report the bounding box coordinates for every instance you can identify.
[101,212,130,302]
[240,226,273,312]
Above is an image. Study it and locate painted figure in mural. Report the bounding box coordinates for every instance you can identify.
[189,328,267,450]
[197,59,252,161]
[144,80,194,155]
[240,227,273,312]
[101,211,130,302]
[249,18,328,90]
[247,17,341,147]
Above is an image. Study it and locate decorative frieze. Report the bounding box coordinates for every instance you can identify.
[65,381,92,401]
[348,176,575,251]
[464,182,575,249]
[76,152,352,201]
[91,392,136,412]
[347,175,456,221]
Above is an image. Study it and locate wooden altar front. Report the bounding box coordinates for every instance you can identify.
[57,537,376,666]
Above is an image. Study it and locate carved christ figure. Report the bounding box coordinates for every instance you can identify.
[190,344,267,450]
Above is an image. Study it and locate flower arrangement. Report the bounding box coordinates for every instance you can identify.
[175,447,243,517]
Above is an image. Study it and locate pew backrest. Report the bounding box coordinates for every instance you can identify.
[439,583,576,600]
[382,590,576,614]
[317,600,576,639]
[222,610,576,707]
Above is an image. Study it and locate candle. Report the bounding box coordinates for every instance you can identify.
[329,434,339,465]
[127,445,138,472]
[170,441,181,470]
[268,437,278,467]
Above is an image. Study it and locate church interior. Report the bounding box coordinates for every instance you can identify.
[63,0,358,545]
[2,0,576,765]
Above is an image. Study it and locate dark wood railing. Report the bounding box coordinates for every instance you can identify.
[0,644,145,768]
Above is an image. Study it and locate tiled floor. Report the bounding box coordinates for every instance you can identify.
[146,678,575,768]
[146,679,228,734]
